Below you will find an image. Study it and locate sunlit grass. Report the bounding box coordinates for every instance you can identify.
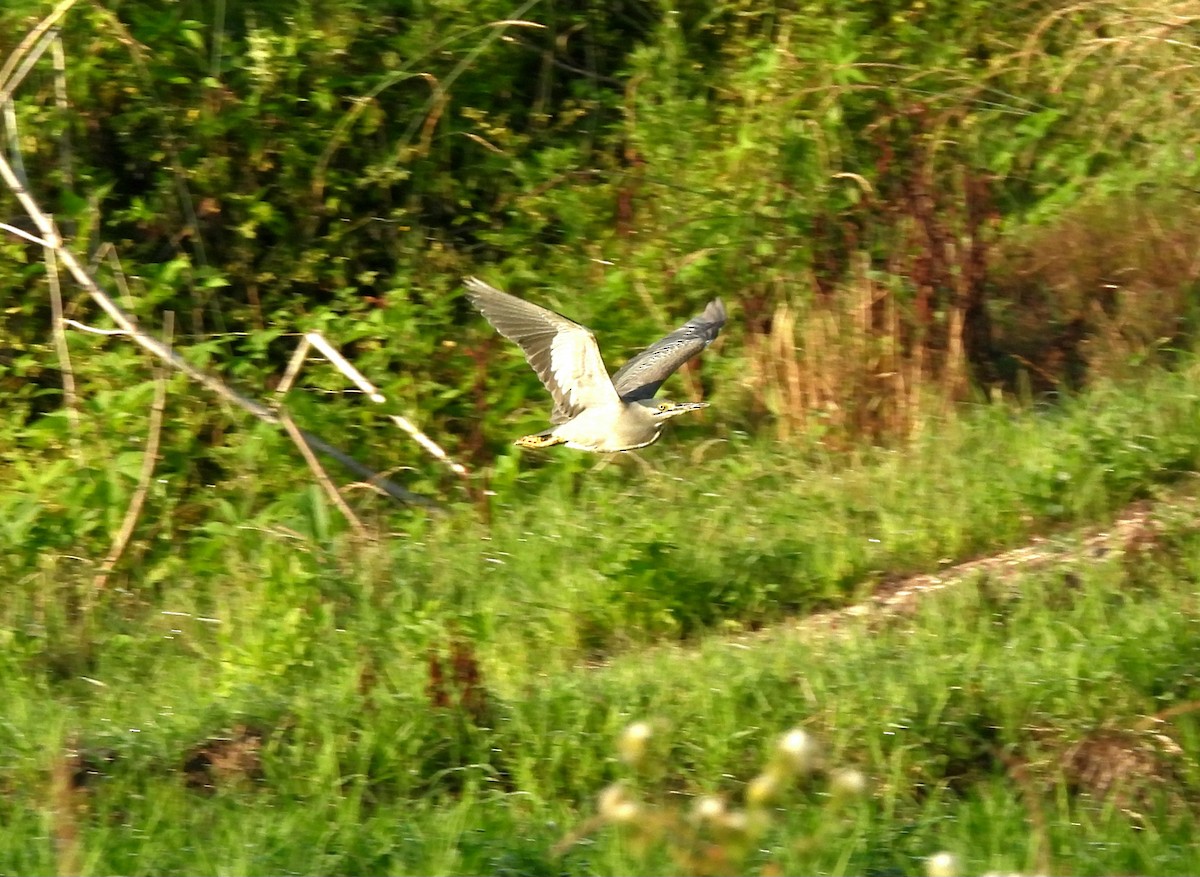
[3,361,1200,874]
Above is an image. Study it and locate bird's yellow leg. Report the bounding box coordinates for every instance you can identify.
[515,433,566,449]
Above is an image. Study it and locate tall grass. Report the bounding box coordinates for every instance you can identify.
[5,356,1200,873]
[3,447,1200,874]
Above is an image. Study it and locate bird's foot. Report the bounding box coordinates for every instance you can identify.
[515,433,565,449]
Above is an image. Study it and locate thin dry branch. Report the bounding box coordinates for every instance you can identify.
[278,407,371,542]
[0,0,79,98]
[0,147,432,507]
[93,316,172,590]
[61,319,126,336]
[44,238,82,461]
[299,332,470,481]
[1,7,440,507]
[276,332,312,399]
[44,25,79,458]
[3,26,60,106]
[2,98,29,184]
[51,32,74,189]
[90,242,138,310]
[0,220,51,247]
[550,814,604,858]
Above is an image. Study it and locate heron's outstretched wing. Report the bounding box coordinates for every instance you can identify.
[464,277,620,424]
[611,298,726,402]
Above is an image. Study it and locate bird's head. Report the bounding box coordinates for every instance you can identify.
[633,398,710,421]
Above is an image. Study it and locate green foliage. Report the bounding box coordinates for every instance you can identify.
[5,0,1200,483]
[6,2,1200,874]
[5,490,1200,874]
[4,358,1200,873]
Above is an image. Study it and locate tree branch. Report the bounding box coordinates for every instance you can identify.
[0,148,434,508]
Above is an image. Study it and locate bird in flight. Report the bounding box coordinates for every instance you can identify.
[464,277,726,452]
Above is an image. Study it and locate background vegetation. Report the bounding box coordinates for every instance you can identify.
[3,0,1200,874]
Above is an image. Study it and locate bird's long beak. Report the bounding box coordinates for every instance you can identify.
[665,401,709,416]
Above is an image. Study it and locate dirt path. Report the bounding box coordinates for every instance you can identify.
[584,483,1200,669]
[801,490,1197,633]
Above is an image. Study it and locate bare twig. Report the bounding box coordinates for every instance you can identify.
[386,413,469,478]
[301,332,470,480]
[0,220,51,247]
[2,5,433,507]
[1,25,61,104]
[277,333,469,482]
[90,242,138,310]
[93,313,172,590]
[51,31,74,190]
[44,235,82,461]
[0,0,80,96]
[62,319,126,336]
[275,332,312,398]
[278,407,371,541]
[0,145,432,507]
[43,26,81,459]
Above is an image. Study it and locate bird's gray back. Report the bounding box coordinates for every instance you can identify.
[611,298,727,402]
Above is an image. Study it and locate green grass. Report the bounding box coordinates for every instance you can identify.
[4,360,1200,875]
[4,2,1200,871]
